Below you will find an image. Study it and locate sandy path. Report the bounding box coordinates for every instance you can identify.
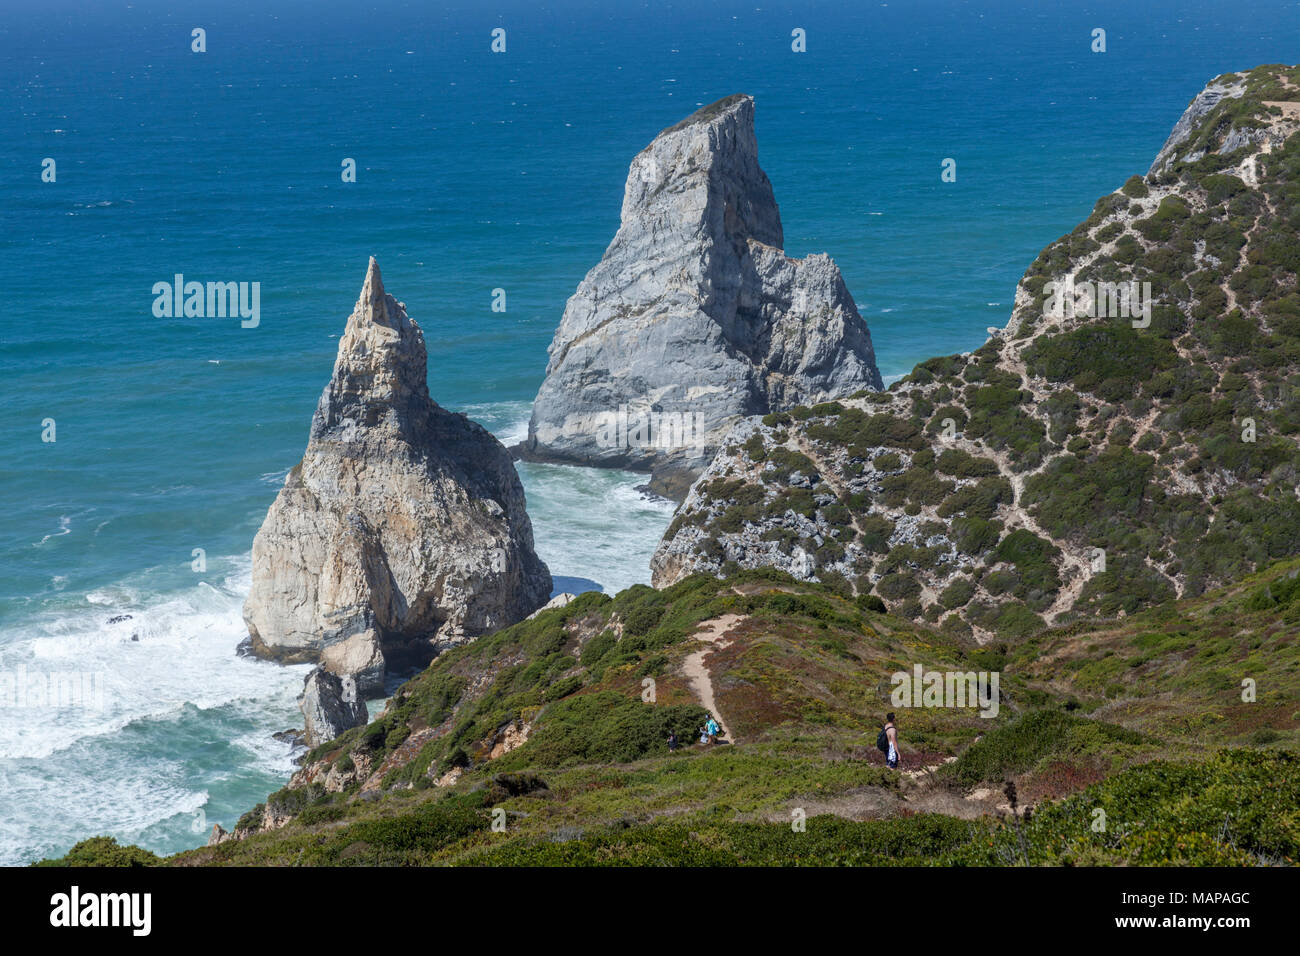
[681,613,744,743]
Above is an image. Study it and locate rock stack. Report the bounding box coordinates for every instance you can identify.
[520,93,882,498]
[243,258,551,695]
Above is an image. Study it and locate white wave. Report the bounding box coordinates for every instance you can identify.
[0,757,216,867]
[518,461,675,595]
[33,516,71,547]
[233,723,305,776]
[455,400,531,446]
[0,556,310,762]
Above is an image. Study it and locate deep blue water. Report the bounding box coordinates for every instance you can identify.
[1,0,1296,864]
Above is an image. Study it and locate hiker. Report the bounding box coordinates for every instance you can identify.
[876,713,900,769]
[668,730,678,752]
[703,715,720,744]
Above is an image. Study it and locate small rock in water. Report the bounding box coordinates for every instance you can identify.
[273,728,307,748]
[107,614,133,624]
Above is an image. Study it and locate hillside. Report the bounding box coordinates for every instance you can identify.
[42,558,1300,867]
[652,64,1300,640]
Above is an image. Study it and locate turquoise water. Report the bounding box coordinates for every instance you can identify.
[1,0,1297,863]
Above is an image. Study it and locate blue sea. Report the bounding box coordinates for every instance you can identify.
[1,0,1296,864]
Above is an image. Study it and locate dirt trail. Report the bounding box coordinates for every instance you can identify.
[681,613,744,743]
[782,756,1029,823]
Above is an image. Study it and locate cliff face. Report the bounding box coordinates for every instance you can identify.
[300,669,368,749]
[521,94,882,498]
[653,65,1300,641]
[244,259,551,692]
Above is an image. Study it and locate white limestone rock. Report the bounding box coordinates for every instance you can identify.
[243,258,551,692]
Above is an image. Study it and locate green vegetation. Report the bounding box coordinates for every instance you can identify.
[1121,174,1149,198]
[940,711,1146,787]
[936,448,998,477]
[805,407,926,455]
[35,837,162,868]
[44,550,1300,868]
[1024,324,1179,403]
[502,692,705,767]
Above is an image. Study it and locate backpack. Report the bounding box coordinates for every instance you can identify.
[875,727,890,754]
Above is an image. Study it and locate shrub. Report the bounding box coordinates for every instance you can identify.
[1121,175,1149,198]
[941,711,1144,786]
[992,529,1062,599]
[876,573,921,600]
[35,837,162,868]
[806,409,925,454]
[623,604,665,637]
[952,516,1000,555]
[938,477,1013,521]
[855,593,887,614]
[939,577,976,609]
[880,468,954,508]
[580,630,618,668]
[508,692,707,767]
[1025,325,1179,403]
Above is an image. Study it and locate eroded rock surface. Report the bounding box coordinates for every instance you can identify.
[244,258,551,692]
[521,94,882,498]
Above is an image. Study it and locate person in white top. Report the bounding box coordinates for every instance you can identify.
[884,712,900,769]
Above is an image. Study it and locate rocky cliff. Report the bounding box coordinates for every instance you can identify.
[243,258,551,692]
[520,94,883,498]
[652,65,1300,641]
[300,668,368,749]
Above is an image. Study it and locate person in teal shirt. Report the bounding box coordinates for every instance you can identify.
[704,716,720,743]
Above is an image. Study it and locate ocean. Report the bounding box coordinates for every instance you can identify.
[1,0,1296,864]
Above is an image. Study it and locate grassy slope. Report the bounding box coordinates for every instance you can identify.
[42,559,1300,867]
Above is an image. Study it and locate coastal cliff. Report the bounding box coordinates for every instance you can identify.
[652,65,1300,640]
[243,258,551,693]
[520,94,882,499]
